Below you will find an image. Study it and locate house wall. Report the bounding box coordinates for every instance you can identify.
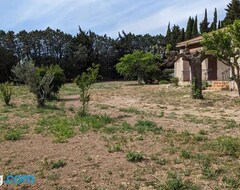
[175,58,231,82]
[202,59,208,80]
[217,60,229,80]
[174,58,183,80]
[174,58,190,82]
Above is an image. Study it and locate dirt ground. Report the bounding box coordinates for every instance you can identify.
[1,81,240,190]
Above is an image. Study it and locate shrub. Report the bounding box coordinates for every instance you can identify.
[163,172,200,190]
[126,151,144,162]
[37,65,65,98]
[170,77,179,87]
[51,160,67,169]
[159,80,169,85]
[4,129,22,141]
[75,64,99,116]
[0,82,13,106]
[12,60,54,107]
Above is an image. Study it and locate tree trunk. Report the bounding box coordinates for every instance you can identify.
[37,94,45,107]
[189,60,203,99]
[236,80,240,97]
[137,74,145,85]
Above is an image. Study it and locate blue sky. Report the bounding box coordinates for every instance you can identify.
[0,0,230,37]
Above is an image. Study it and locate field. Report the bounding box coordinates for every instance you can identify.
[1,81,240,190]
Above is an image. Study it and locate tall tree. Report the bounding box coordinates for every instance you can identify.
[165,22,172,43]
[200,9,210,34]
[218,20,222,29]
[210,8,218,31]
[179,28,185,42]
[223,0,240,26]
[186,17,194,40]
[192,15,199,37]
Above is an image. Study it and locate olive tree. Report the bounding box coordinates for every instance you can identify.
[12,60,54,107]
[75,64,99,116]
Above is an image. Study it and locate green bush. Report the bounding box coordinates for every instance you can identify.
[0,82,13,106]
[4,129,22,141]
[126,151,144,162]
[75,64,99,116]
[37,65,65,98]
[170,77,179,87]
[159,80,169,85]
[12,60,54,107]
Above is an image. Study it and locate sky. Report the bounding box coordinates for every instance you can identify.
[0,0,231,37]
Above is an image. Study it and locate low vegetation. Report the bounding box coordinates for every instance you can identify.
[0,81,240,189]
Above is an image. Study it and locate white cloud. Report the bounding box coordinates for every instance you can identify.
[104,0,230,36]
[0,0,231,37]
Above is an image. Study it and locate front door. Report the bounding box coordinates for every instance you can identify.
[208,57,217,80]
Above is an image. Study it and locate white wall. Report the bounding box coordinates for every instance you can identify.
[217,60,230,80]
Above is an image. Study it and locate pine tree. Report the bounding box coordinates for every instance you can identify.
[210,8,218,31]
[192,15,199,37]
[186,17,194,40]
[223,0,240,26]
[200,9,210,34]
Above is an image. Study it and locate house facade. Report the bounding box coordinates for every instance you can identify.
[174,36,236,90]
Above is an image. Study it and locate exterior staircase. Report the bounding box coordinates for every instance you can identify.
[206,81,229,91]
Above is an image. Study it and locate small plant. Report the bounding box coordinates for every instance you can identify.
[75,64,99,116]
[126,151,144,162]
[0,82,13,106]
[170,77,179,87]
[163,172,200,190]
[155,158,167,165]
[225,119,239,129]
[83,176,92,183]
[202,80,209,90]
[159,80,169,85]
[206,136,240,158]
[4,129,22,141]
[180,150,192,159]
[51,160,67,169]
[119,107,141,114]
[135,120,161,134]
[108,144,122,153]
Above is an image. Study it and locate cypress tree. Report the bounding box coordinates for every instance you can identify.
[179,28,185,42]
[165,22,172,43]
[192,15,199,37]
[200,9,210,34]
[223,0,240,26]
[210,8,217,31]
[186,17,194,40]
[218,20,222,29]
[171,25,181,47]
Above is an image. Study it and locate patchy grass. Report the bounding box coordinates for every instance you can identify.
[1,82,240,189]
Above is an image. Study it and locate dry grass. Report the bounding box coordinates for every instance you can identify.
[0,81,240,189]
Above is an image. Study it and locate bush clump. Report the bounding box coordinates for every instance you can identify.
[0,82,13,106]
[37,65,65,98]
[12,60,54,107]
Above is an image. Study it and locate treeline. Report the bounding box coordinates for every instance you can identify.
[0,28,166,82]
[0,0,240,82]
